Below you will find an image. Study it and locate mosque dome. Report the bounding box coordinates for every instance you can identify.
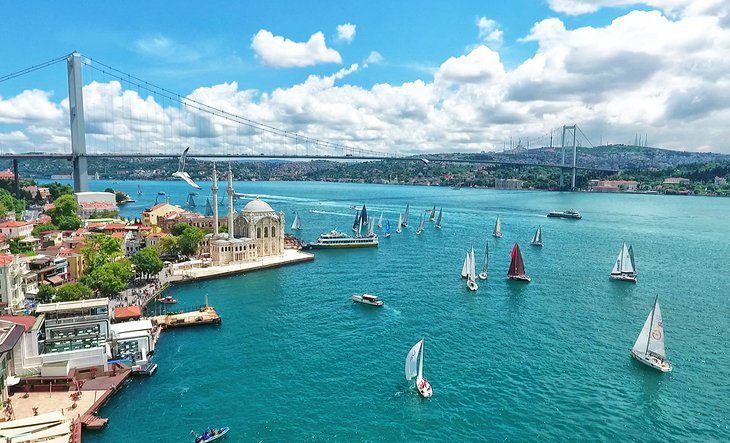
[242,198,274,213]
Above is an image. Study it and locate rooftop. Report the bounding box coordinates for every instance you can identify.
[0,315,36,332]
[36,297,110,314]
[0,221,33,228]
[114,305,142,320]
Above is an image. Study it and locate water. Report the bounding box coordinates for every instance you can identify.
[82,180,730,441]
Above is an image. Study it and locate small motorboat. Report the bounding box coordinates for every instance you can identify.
[192,427,229,442]
[352,294,384,306]
[159,295,177,304]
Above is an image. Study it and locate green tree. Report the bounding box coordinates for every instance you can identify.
[83,263,127,297]
[156,235,180,256]
[104,187,115,194]
[54,282,93,302]
[108,259,134,283]
[178,226,204,257]
[170,222,191,236]
[32,223,58,237]
[48,194,78,219]
[37,284,56,303]
[131,248,164,279]
[8,239,34,255]
[82,234,123,273]
[114,192,127,204]
[47,182,73,201]
[56,215,82,230]
[89,210,120,219]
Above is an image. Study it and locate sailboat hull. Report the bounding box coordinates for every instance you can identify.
[493,233,503,238]
[478,273,487,280]
[630,349,672,372]
[416,378,433,398]
[531,242,542,247]
[610,274,637,283]
[467,280,478,291]
[508,274,531,282]
[384,233,391,238]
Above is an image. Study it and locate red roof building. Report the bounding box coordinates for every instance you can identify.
[114,305,142,321]
[0,169,15,180]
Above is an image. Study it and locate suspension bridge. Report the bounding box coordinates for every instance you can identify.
[0,52,616,192]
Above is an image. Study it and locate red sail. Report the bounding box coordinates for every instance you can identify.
[508,243,525,276]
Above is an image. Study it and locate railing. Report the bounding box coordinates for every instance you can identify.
[45,314,109,326]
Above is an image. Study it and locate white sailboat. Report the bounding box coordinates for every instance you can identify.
[291,211,302,230]
[493,216,503,238]
[402,203,410,227]
[630,296,672,372]
[377,212,383,229]
[478,242,488,280]
[357,218,363,238]
[367,218,375,237]
[405,339,432,398]
[435,208,442,229]
[610,242,637,282]
[531,226,543,247]
[461,250,469,278]
[416,212,425,235]
[467,247,479,291]
[396,213,403,233]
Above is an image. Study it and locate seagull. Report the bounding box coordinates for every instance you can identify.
[172,147,201,189]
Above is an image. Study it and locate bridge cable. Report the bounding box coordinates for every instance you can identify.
[0,54,72,84]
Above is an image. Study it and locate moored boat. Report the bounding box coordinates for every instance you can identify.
[547,209,581,219]
[630,296,672,372]
[507,243,531,282]
[352,294,384,306]
[159,295,177,304]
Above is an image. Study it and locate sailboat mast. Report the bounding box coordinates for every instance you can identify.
[645,295,659,355]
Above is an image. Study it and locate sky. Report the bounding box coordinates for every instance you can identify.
[1,0,730,156]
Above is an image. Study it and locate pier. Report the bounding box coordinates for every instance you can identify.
[170,249,314,281]
[150,306,222,329]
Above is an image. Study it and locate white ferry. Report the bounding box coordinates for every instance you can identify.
[305,230,378,249]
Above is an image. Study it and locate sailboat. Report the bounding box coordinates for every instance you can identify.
[435,208,442,229]
[187,192,197,208]
[416,212,425,235]
[405,339,432,398]
[630,296,672,372]
[429,205,436,221]
[507,243,531,282]
[377,212,383,229]
[402,203,410,227]
[137,184,142,196]
[291,211,302,230]
[367,218,375,237]
[352,210,361,232]
[360,205,368,226]
[396,214,403,233]
[493,216,503,238]
[478,242,488,280]
[204,198,214,217]
[466,247,479,291]
[356,218,363,238]
[610,242,637,282]
[531,226,543,247]
[384,220,391,238]
[461,250,469,279]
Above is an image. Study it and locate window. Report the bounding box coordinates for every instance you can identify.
[264,227,268,237]
[257,228,261,238]
[271,226,276,237]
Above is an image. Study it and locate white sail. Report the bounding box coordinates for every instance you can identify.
[357,218,363,237]
[378,212,383,228]
[397,213,402,233]
[367,218,375,237]
[403,204,410,226]
[632,297,667,359]
[461,250,469,278]
[469,247,477,282]
[620,243,635,274]
[405,339,423,380]
[611,244,623,275]
[291,212,301,230]
[494,217,501,236]
[532,226,542,244]
[482,242,489,274]
[435,208,442,228]
[418,340,425,381]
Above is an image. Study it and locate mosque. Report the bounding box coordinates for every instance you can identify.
[199,164,285,266]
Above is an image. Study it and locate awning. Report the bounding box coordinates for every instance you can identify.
[45,275,64,286]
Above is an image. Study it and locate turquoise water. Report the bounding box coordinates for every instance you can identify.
[83,180,730,441]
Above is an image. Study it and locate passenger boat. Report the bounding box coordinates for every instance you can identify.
[405,339,432,398]
[306,230,378,249]
[192,426,229,442]
[531,226,543,247]
[507,243,531,282]
[610,242,637,282]
[547,209,581,219]
[352,293,384,306]
[159,295,177,304]
[630,296,672,372]
[132,362,157,376]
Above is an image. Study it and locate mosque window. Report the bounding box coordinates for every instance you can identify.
[257,228,261,238]
[271,227,276,237]
[264,227,268,237]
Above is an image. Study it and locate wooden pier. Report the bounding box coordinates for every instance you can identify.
[150,306,222,329]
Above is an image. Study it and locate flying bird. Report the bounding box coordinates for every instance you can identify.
[172,147,201,189]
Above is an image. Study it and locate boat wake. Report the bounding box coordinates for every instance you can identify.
[307,210,356,217]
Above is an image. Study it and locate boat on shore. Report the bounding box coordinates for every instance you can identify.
[305,230,378,249]
[507,243,531,282]
[352,294,384,306]
[159,295,177,304]
[630,296,672,372]
[405,339,432,398]
[547,210,581,219]
[610,242,637,282]
[192,426,229,442]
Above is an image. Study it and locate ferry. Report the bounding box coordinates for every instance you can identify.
[305,230,378,249]
[546,209,582,219]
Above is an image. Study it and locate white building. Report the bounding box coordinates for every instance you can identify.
[0,255,29,313]
[122,230,143,257]
[74,191,116,205]
[110,319,154,362]
[0,221,33,240]
[35,298,111,356]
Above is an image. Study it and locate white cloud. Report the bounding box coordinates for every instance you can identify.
[251,30,342,67]
[133,35,201,63]
[336,23,356,43]
[364,51,384,66]
[477,17,503,45]
[547,0,726,16]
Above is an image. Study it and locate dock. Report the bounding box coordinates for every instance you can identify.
[170,249,314,281]
[150,306,222,329]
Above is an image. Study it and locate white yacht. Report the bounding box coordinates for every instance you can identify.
[352,294,384,306]
[306,230,378,249]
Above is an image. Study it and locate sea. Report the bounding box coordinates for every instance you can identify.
[74,180,729,442]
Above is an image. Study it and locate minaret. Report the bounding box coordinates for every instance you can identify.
[211,163,219,237]
[227,164,235,239]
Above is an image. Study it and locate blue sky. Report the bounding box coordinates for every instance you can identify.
[2,0,730,154]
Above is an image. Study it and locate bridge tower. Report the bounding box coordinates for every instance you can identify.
[559,125,577,190]
[67,52,88,192]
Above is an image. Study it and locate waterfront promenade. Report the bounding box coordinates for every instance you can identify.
[170,249,314,281]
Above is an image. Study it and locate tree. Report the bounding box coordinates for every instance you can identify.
[47,182,73,201]
[108,259,134,283]
[155,236,180,256]
[131,248,164,279]
[37,284,56,303]
[83,264,127,297]
[114,192,127,204]
[82,234,123,274]
[170,222,191,236]
[104,187,115,194]
[48,195,78,220]
[55,282,93,302]
[178,226,204,257]
[56,215,82,230]
[32,223,58,237]
[89,210,120,219]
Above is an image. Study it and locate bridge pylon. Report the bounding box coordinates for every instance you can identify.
[559,125,577,191]
[67,52,88,192]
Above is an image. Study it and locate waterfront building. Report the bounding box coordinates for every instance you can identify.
[494,178,524,190]
[663,177,690,185]
[0,315,40,379]
[715,176,726,185]
[199,164,285,266]
[35,298,111,357]
[0,221,33,240]
[141,203,187,231]
[158,210,226,233]
[0,321,24,401]
[109,319,154,361]
[78,201,119,219]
